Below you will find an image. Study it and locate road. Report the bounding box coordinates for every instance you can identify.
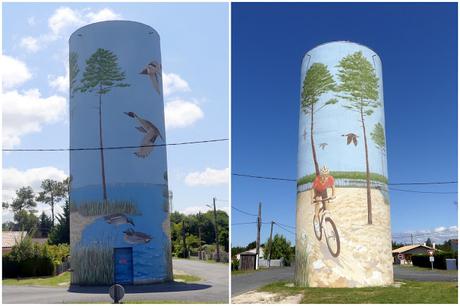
[231,266,294,296]
[2,259,229,304]
[232,265,458,296]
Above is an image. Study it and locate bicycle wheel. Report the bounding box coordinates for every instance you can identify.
[313,214,322,240]
[324,217,340,257]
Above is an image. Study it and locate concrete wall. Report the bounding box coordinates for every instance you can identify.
[69,21,171,285]
[295,41,393,287]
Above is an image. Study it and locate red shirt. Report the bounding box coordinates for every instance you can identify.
[313,176,334,193]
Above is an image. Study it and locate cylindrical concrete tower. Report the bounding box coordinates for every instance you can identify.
[69,21,172,285]
[295,41,392,287]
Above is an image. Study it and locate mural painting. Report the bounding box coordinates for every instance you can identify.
[295,41,393,288]
[69,21,172,285]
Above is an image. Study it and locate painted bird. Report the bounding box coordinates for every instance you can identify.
[140,61,162,94]
[319,143,328,150]
[342,133,358,146]
[124,112,163,158]
[104,213,134,226]
[123,228,152,244]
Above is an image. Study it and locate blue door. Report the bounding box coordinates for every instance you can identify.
[114,248,133,284]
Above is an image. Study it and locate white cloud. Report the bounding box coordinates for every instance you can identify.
[397,225,458,244]
[20,36,40,53]
[2,55,32,89]
[49,69,69,93]
[2,89,67,148]
[185,167,229,186]
[20,8,122,52]
[2,167,68,203]
[48,7,84,35]
[165,99,204,129]
[163,73,191,97]
[86,8,121,23]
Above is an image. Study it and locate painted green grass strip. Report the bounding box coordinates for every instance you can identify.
[70,200,139,217]
[71,245,114,285]
[297,171,388,185]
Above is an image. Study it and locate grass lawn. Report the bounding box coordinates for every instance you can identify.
[232,267,269,276]
[2,272,70,286]
[3,272,200,287]
[259,281,458,304]
[398,264,459,275]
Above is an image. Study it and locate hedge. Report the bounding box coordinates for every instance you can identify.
[297,171,388,185]
[411,253,458,270]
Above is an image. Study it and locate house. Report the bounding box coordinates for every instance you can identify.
[235,247,264,261]
[392,244,436,265]
[2,231,27,254]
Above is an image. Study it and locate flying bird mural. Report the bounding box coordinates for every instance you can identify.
[124,112,163,158]
[319,143,328,150]
[140,61,162,94]
[342,133,358,146]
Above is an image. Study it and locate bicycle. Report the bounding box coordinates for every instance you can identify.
[312,196,340,257]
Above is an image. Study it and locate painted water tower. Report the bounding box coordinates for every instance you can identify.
[69,21,172,285]
[295,41,393,287]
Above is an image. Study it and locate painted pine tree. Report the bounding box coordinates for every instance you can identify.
[75,48,130,200]
[301,63,337,176]
[336,51,381,225]
[371,122,386,178]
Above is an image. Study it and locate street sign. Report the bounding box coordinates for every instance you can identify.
[429,256,435,262]
[428,250,434,256]
[397,254,404,260]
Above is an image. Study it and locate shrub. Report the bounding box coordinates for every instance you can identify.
[412,252,458,270]
[231,258,239,271]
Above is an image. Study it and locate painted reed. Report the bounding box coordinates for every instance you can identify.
[70,200,139,217]
[71,244,114,285]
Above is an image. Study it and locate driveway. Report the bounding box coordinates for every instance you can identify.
[231,264,458,296]
[2,259,229,304]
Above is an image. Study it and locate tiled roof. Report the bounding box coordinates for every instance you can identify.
[2,231,27,248]
[392,244,434,254]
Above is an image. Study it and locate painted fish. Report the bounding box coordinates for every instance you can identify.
[104,213,135,226]
[123,228,152,244]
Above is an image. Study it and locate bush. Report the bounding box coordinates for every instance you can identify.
[232,258,239,271]
[412,252,458,270]
[2,235,69,278]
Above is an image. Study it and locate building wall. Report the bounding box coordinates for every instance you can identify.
[69,21,172,285]
[295,41,393,287]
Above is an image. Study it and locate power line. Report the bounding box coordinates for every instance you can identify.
[232,172,457,186]
[232,206,258,217]
[232,222,257,226]
[389,187,457,194]
[275,221,296,229]
[274,222,296,236]
[3,138,229,152]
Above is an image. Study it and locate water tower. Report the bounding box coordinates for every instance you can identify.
[69,21,172,285]
[295,41,393,287]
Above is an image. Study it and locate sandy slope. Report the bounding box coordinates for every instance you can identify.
[295,187,394,287]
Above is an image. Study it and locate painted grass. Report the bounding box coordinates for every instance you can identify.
[70,200,139,217]
[2,272,70,286]
[297,171,388,185]
[258,280,458,304]
[71,245,114,285]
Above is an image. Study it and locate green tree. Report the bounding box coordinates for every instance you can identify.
[371,122,386,177]
[426,238,433,247]
[75,48,130,200]
[36,179,66,225]
[219,229,229,252]
[13,210,39,234]
[2,221,16,231]
[48,201,70,245]
[9,187,37,213]
[69,52,80,98]
[301,63,337,175]
[263,234,293,266]
[336,51,381,225]
[3,201,9,210]
[38,212,53,237]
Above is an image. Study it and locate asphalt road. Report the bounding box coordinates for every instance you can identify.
[2,259,229,304]
[231,266,295,296]
[231,265,458,296]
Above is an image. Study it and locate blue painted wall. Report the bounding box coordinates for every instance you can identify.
[69,21,172,285]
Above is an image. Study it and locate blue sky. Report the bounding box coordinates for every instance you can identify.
[2,3,229,220]
[232,2,458,247]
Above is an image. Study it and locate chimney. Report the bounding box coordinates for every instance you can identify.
[433,243,436,249]
[423,243,427,246]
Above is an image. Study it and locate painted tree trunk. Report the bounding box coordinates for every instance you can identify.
[360,107,372,225]
[310,104,320,176]
[98,93,108,201]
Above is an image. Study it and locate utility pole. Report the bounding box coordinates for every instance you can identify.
[256,202,262,269]
[411,234,413,245]
[267,220,274,268]
[182,220,188,258]
[212,197,220,262]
